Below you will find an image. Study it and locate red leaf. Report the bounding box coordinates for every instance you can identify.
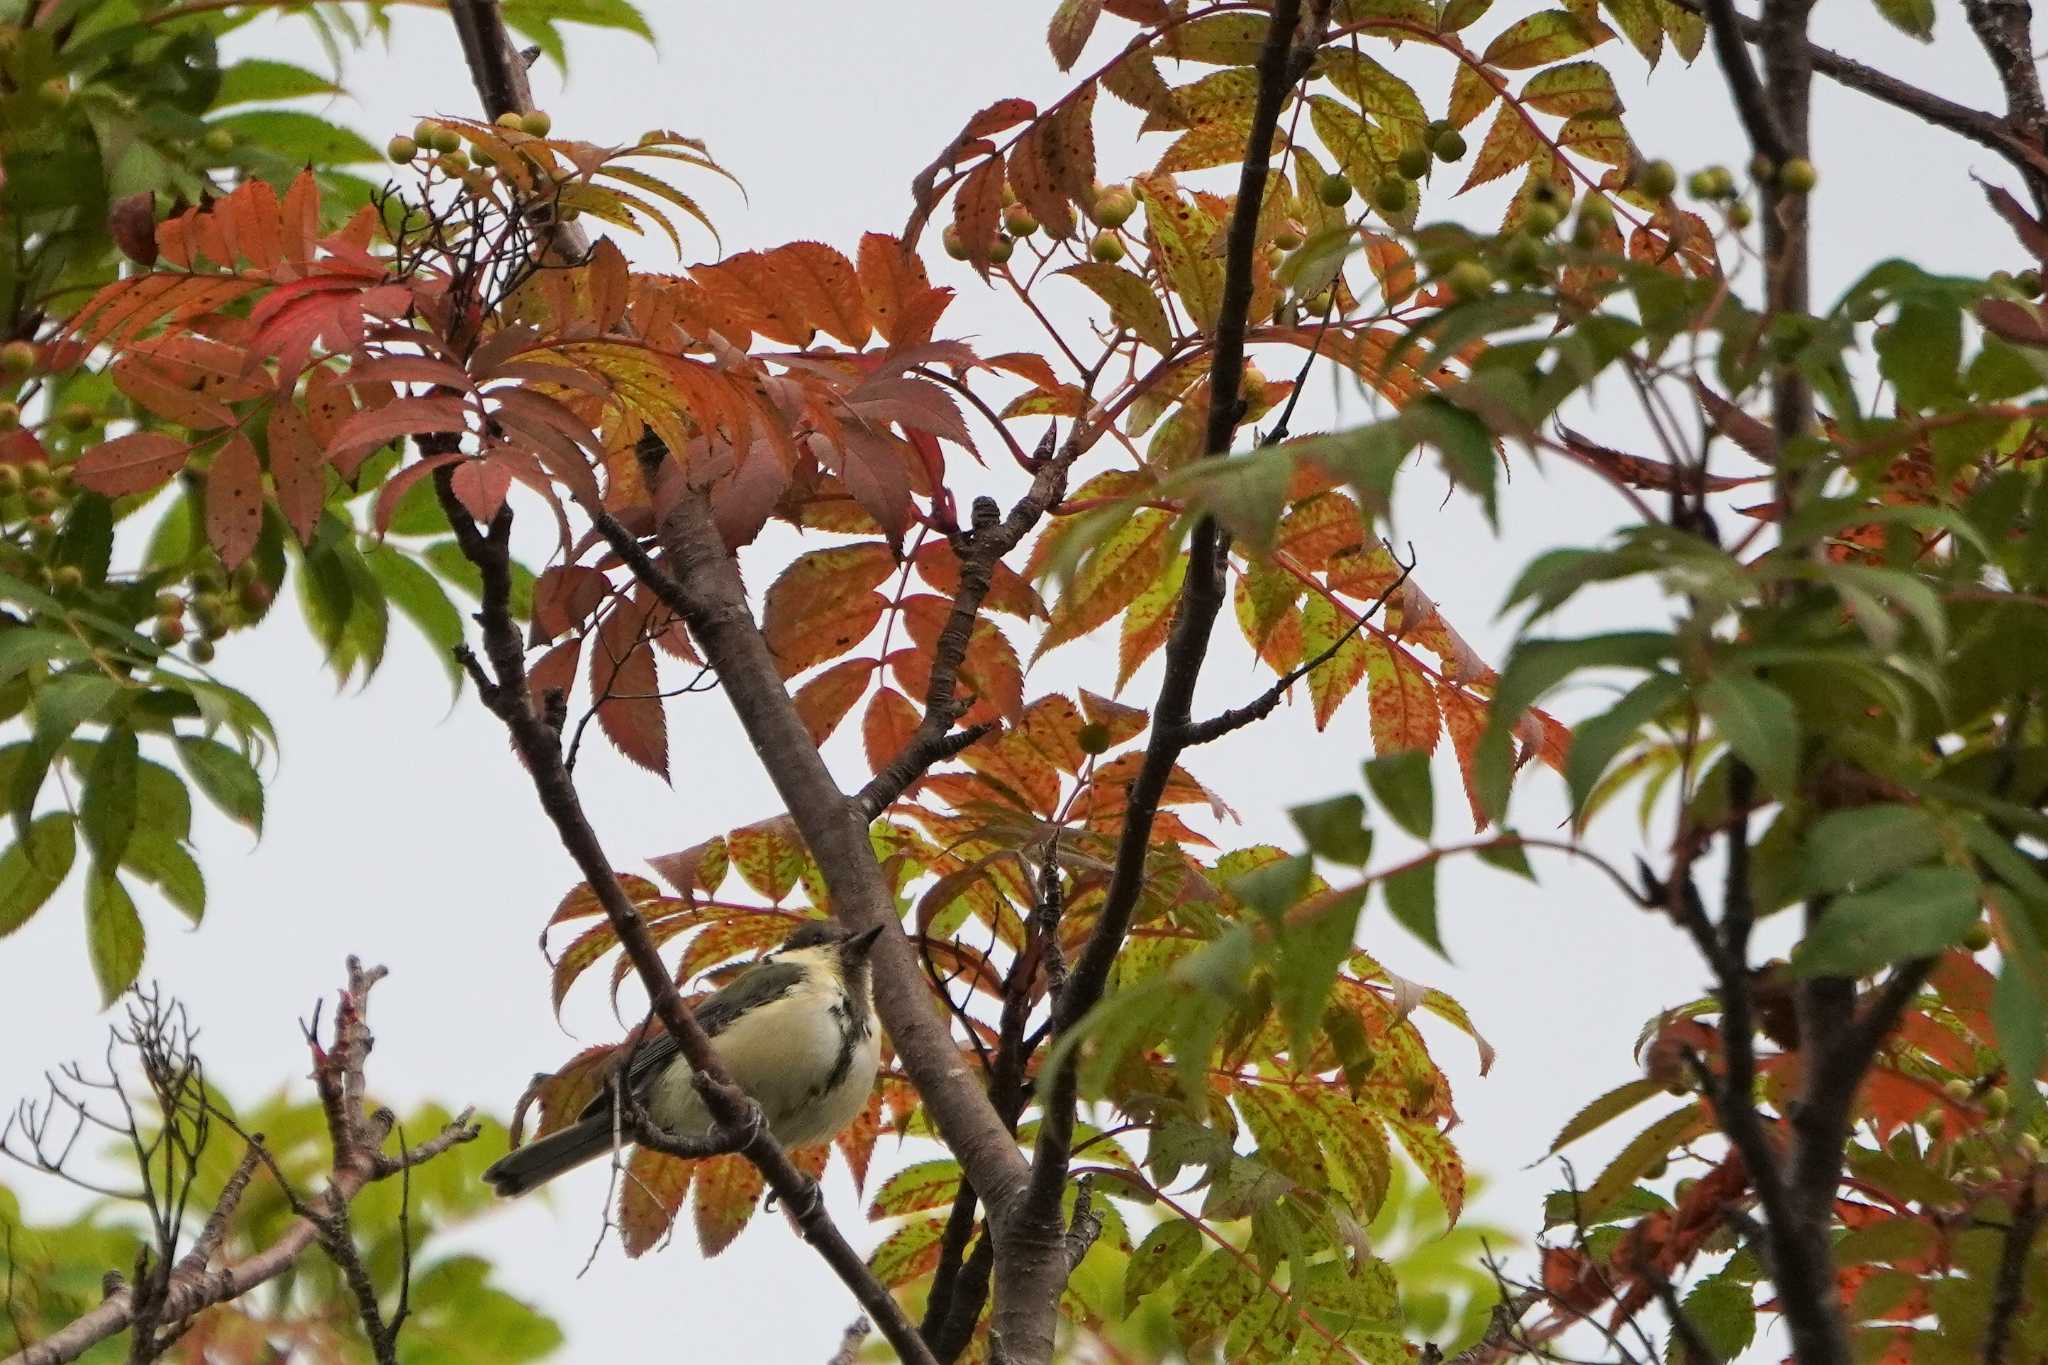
[372,452,466,535]
[761,241,869,347]
[73,433,189,497]
[952,157,1007,276]
[325,395,469,476]
[592,597,670,780]
[450,456,513,522]
[267,401,324,544]
[856,232,941,346]
[532,565,612,643]
[527,636,583,713]
[205,434,264,570]
[620,1146,695,1258]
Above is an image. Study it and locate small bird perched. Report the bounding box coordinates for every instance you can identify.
[483,921,884,1198]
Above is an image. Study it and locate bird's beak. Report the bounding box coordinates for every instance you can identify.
[847,924,885,957]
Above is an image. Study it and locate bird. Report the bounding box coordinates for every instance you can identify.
[483,920,885,1198]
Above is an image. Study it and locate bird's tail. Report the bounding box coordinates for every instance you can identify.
[482,1116,614,1197]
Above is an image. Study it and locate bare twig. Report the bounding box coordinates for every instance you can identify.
[1982,1174,2043,1365]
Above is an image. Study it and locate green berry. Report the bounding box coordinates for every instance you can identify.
[1264,245,1285,271]
[1091,186,1136,229]
[439,148,469,170]
[942,226,969,261]
[1749,154,1776,184]
[238,579,274,614]
[1077,722,1112,755]
[1945,1078,1975,1103]
[1003,204,1039,237]
[1397,144,1431,181]
[153,617,186,646]
[0,341,33,376]
[59,403,95,433]
[40,77,70,108]
[190,638,216,664]
[1728,201,1755,229]
[1984,1088,2010,1118]
[1505,233,1545,272]
[1778,158,1818,194]
[0,467,17,494]
[520,110,553,137]
[20,461,49,490]
[1431,129,1467,163]
[1304,289,1333,316]
[51,565,83,592]
[987,235,1015,265]
[1963,921,1993,952]
[1674,1177,1698,1200]
[1638,160,1677,199]
[1273,225,1304,251]
[2017,1133,2042,1162]
[432,127,463,153]
[1643,1156,1668,1180]
[1318,172,1353,207]
[201,128,235,156]
[495,112,524,131]
[1524,202,1561,236]
[387,135,419,164]
[23,486,56,514]
[2019,269,2045,298]
[1372,177,1410,216]
[1090,231,1126,264]
[155,592,183,616]
[0,405,16,434]
[1446,259,1492,299]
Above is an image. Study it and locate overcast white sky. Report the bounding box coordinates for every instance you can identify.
[0,5,2019,1362]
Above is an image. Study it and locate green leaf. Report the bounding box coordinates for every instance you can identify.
[1547,1077,1664,1154]
[1289,794,1372,865]
[174,736,264,834]
[134,759,193,841]
[1170,1248,1259,1354]
[1565,673,1683,814]
[1801,803,1943,894]
[79,727,139,869]
[1789,866,1979,978]
[0,813,76,937]
[1479,631,1673,818]
[865,1158,961,1219]
[1403,396,1496,522]
[366,543,465,689]
[1673,1274,1757,1365]
[213,111,380,164]
[1363,749,1432,840]
[52,495,113,583]
[123,830,205,925]
[1481,8,1612,68]
[213,59,343,106]
[1993,946,2046,1122]
[85,871,144,1006]
[1696,674,1799,800]
[1124,1220,1203,1314]
[1871,0,1934,40]
[1057,262,1174,354]
[1475,834,1535,880]
[1382,858,1441,956]
[1275,886,1367,1061]
[1230,853,1313,922]
[1580,1103,1706,1219]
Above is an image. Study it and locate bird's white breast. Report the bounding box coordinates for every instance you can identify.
[645,972,879,1150]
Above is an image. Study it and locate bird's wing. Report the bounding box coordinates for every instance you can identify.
[576,959,809,1121]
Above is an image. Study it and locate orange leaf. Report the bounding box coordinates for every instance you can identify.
[857,232,941,345]
[912,538,1046,619]
[205,434,264,571]
[762,241,869,347]
[863,687,921,779]
[592,596,670,780]
[532,565,612,643]
[760,541,896,679]
[835,1087,885,1194]
[1438,683,1489,831]
[620,1146,695,1258]
[1047,0,1105,69]
[1007,127,1079,240]
[897,593,1025,723]
[794,657,878,745]
[1117,550,1187,691]
[1364,640,1440,755]
[1038,509,1175,659]
[1458,102,1540,195]
[693,1153,766,1257]
[727,815,811,903]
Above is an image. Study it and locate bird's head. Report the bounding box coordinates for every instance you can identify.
[772,920,884,994]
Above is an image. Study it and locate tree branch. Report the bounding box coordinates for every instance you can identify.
[432,474,936,1365]
[1667,0,2048,200]
[1982,1174,2043,1365]
[996,2,1325,1358]
[3,964,478,1365]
